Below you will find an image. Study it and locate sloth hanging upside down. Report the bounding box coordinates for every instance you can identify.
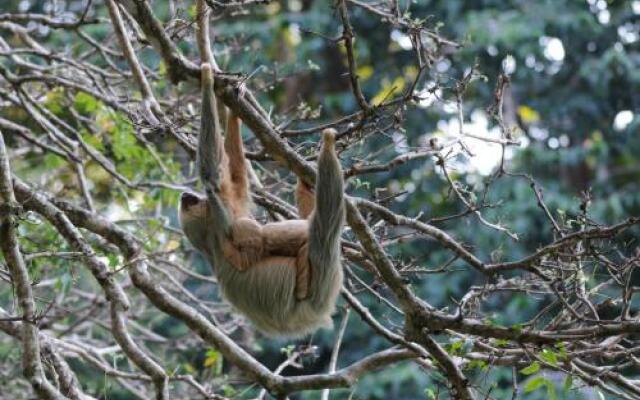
[179,64,345,337]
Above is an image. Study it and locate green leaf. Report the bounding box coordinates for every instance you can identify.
[80,129,104,150]
[546,379,558,400]
[540,348,558,366]
[563,375,573,393]
[74,92,101,114]
[107,254,119,268]
[187,4,197,18]
[448,340,463,354]
[555,342,568,361]
[203,349,223,375]
[510,324,523,334]
[221,384,236,397]
[523,375,546,393]
[280,345,295,357]
[466,360,488,371]
[424,388,436,400]
[44,88,65,115]
[520,361,540,375]
[182,362,194,374]
[43,153,65,169]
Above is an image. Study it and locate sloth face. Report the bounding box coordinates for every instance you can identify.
[179,192,209,252]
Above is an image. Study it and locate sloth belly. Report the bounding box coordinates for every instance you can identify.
[214,255,334,337]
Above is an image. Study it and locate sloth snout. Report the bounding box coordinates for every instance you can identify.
[181,192,201,208]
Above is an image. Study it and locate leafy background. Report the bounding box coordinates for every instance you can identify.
[1,0,639,399]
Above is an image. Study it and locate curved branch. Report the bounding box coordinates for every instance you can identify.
[0,131,65,399]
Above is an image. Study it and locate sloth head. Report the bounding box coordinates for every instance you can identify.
[179,192,210,253]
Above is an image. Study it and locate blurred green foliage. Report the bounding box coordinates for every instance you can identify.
[0,0,638,398]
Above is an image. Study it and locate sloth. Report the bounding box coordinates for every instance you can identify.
[179,64,345,337]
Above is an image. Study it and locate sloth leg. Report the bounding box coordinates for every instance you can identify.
[298,129,345,301]
[227,218,264,271]
[292,178,315,299]
[221,113,266,271]
[199,64,233,236]
[224,113,251,218]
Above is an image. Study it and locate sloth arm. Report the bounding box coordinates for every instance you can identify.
[261,219,309,257]
[225,218,310,299]
[225,218,309,269]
